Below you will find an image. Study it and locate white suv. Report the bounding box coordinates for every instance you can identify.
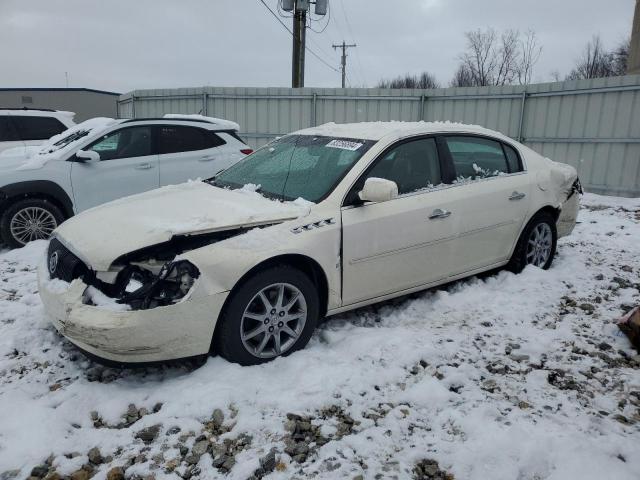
[0,114,251,247]
[0,108,76,155]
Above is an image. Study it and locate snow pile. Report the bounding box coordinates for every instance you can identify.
[0,194,639,479]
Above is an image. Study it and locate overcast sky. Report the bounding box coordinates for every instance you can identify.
[0,0,635,93]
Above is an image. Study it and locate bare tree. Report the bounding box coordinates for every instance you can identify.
[566,35,616,80]
[517,30,543,85]
[462,28,498,86]
[377,71,440,89]
[611,38,630,75]
[451,28,542,87]
[495,29,520,85]
[450,64,475,87]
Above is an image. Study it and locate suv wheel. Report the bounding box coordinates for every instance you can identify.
[1,198,64,248]
[214,265,319,366]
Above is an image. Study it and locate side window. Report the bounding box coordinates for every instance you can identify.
[503,143,523,173]
[88,126,152,160]
[0,117,20,141]
[445,136,510,180]
[10,116,67,141]
[365,138,442,195]
[158,126,225,154]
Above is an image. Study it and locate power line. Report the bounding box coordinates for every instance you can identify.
[338,0,367,86]
[326,2,362,85]
[257,0,339,73]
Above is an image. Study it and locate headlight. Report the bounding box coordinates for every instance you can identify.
[117,260,200,310]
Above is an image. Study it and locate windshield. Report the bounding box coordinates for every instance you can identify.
[37,117,116,155]
[212,135,375,202]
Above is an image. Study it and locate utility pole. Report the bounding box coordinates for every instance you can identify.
[292,6,307,87]
[629,0,640,75]
[333,41,357,88]
[282,0,328,87]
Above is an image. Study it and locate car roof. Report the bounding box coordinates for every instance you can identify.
[121,114,240,132]
[294,121,512,143]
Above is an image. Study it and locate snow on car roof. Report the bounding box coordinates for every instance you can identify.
[162,114,240,131]
[295,120,511,142]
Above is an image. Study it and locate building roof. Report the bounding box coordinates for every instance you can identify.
[0,87,120,96]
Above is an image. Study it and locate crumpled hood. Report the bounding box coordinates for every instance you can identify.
[55,182,311,271]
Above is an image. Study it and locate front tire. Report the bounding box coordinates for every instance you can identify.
[507,211,557,273]
[214,265,319,366]
[0,198,64,248]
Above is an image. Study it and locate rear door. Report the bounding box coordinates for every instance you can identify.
[156,125,238,185]
[0,116,24,154]
[69,125,159,212]
[440,135,531,274]
[341,136,461,304]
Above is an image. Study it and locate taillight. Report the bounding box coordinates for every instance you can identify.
[240,148,253,155]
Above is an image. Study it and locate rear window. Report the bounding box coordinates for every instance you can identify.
[0,117,20,141]
[10,116,67,141]
[158,126,225,154]
[445,136,510,180]
[224,130,246,144]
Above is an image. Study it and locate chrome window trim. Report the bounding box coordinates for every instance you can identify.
[341,170,529,211]
[339,131,529,208]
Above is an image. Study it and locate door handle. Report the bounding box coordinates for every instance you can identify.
[198,156,215,162]
[428,208,451,220]
[135,163,153,170]
[509,191,526,201]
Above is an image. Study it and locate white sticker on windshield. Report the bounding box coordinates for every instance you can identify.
[326,139,363,151]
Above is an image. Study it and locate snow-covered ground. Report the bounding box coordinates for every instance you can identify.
[1,193,639,480]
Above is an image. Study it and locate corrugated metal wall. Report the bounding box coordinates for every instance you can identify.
[118,75,640,197]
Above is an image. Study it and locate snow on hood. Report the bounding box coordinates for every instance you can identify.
[14,117,118,170]
[163,114,240,131]
[54,181,311,271]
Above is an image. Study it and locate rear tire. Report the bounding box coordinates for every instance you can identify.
[213,265,319,366]
[0,198,65,248]
[507,211,557,273]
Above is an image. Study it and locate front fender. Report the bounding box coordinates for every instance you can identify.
[179,219,342,310]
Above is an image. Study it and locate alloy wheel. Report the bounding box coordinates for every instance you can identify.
[526,222,552,267]
[9,207,58,245]
[240,282,307,359]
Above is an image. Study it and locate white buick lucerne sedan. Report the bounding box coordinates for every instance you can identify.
[39,121,581,365]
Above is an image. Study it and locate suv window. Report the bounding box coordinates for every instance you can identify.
[10,116,67,141]
[88,126,152,160]
[158,126,225,154]
[445,136,514,180]
[0,117,20,141]
[365,138,442,195]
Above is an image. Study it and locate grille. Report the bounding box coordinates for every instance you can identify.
[47,238,88,282]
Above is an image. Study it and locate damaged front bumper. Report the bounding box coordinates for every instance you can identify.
[38,266,229,363]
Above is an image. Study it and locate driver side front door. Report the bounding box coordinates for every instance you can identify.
[341,136,460,305]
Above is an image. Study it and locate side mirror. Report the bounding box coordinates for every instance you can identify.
[358,177,398,203]
[75,150,100,162]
